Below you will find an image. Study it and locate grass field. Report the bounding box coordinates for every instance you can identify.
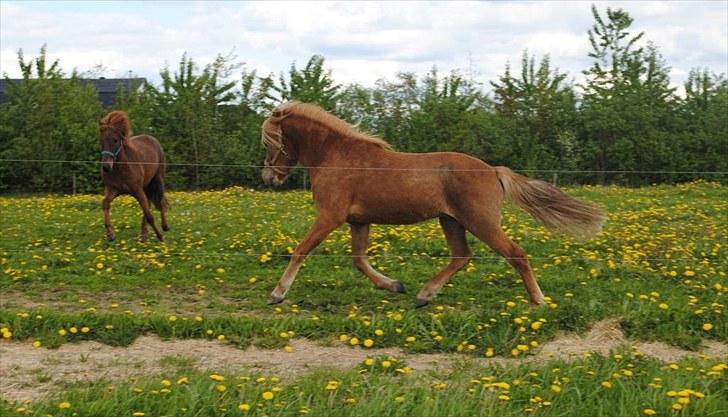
[1,181,726,416]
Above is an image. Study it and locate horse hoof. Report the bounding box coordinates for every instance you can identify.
[267,295,285,305]
[106,235,116,242]
[140,236,148,243]
[393,281,407,294]
[163,225,170,232]
[415,298,430,309]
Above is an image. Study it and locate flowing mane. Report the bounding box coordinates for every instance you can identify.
[271,101,391,150]
[99,110,132,139]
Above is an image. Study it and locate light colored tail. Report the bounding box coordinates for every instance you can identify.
[495,166,606,238]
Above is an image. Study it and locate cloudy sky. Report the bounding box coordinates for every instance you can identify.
[1,1,726,92]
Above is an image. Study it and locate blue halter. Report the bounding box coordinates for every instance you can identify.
[101,141,123,161]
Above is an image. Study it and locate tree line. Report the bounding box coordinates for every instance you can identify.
[1,5,725,193]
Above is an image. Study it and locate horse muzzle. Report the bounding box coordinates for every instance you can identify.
[262,167,287,187]
[102,158,114,173]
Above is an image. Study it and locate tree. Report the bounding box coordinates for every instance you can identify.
[0,46,103,193]
[580,5,677,184]
[139,53,237,188]
[491,51,578,173]
[267,55,340,110]
[678,69,728,175]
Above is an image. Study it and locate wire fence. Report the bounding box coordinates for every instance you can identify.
[0,246,720,265]
[1,158,727,175]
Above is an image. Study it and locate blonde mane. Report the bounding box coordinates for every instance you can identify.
[268,101,392,150]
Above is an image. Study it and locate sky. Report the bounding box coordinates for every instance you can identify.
[1,1,726,93]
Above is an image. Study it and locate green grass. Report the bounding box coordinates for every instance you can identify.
[3,350,727,417]
[1,181,727,415]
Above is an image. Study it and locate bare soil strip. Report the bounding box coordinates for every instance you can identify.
[1,318,725,402]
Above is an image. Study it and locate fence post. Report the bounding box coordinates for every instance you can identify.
[72,173,77,195]
[552,172,558,186]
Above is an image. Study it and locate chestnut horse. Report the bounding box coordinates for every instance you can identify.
[261,101,605,307]
[99,111,169,242]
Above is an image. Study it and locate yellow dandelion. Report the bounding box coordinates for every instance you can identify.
[262,391,274,400]
[703,323,714,331]
[238,403,251,412]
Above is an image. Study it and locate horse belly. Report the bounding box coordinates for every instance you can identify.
[347,196,442,225]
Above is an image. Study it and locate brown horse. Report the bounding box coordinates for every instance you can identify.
[261,101,605,307]
[99,111,169,242]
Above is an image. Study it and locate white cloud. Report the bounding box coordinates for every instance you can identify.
[1,1,725,92]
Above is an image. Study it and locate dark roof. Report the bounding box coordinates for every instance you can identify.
[0,78,146,108]
[81,77,146,93]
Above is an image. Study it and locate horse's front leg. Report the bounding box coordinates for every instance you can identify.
[131,188,164,242]
[268,216,343,304]
[351,223,406,293]
[102,188,119,241]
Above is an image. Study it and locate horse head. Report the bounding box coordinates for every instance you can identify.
[261,111,297,187]
[99,111,131,173]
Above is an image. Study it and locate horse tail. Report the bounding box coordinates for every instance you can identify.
[494,166,605,239]
[145,175,168,211]
[147,138,169,211]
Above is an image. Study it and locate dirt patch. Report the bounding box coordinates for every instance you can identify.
[1,318,725,403]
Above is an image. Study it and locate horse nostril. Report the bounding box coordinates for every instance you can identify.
[102,165,111,173]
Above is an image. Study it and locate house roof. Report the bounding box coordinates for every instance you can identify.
[0,77,147,107]
[0,77,146,91]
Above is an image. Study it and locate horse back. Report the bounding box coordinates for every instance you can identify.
[336,150,501,224]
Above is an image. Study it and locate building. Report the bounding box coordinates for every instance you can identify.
[0,77,146,108]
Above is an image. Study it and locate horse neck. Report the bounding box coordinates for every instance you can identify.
[284,116,383,169]
[284,117,338,168]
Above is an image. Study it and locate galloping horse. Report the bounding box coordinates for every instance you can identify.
[99,111,169,242]
[261,101,605,307]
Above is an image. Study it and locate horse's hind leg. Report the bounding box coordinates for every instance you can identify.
[415,215,472,307]
[132,187,164,242]
[351,223,406,294]
[147,174,169,232]
[467,221,544,306]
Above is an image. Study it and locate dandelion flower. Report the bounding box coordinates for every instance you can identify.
[262,391,274,400]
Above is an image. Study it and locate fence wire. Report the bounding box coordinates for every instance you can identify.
[0,158,726,175]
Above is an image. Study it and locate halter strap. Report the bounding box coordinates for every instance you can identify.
[261,115,292,175]
[101,140,123,161]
